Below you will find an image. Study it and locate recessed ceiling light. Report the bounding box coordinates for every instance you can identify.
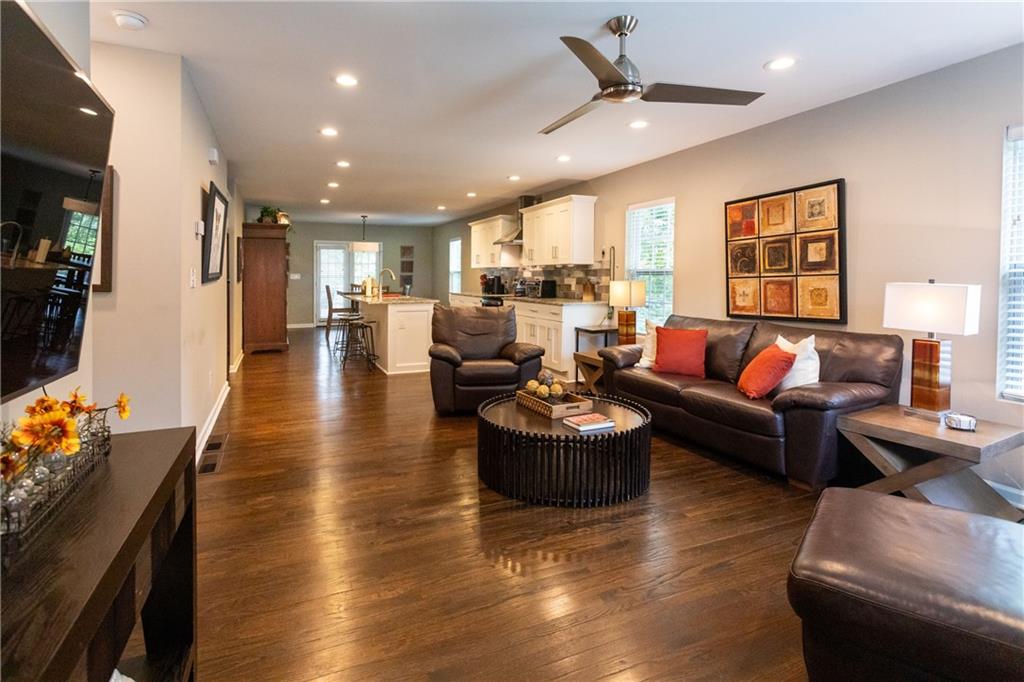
[327,181,339,188]
[79,107,98,116]
[319,127,338,137]
[112,9,148,31]
[466,192,477,198]
[74,71,91,85]
[557,154,571,163]
[334,73,358,87]
[437,205,447,211]
[507,175,520,181]
[764,56,796,71]
[336,160,351,167]
[629,120,648,130]
[320,198,330,204]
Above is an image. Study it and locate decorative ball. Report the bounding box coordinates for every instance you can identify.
[32,466,52,485]
[538,370,555,387]
[525,379,540,394]
[550,382,564,398]
[4,493,27,513]
[16,478,35,492]
[43,452,67,473]
[536,384,550,399]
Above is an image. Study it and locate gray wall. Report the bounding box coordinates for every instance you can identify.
[284,221,433,325]
[433,45,1023,427]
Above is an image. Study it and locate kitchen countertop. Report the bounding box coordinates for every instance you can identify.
[343,294,440,305]
[450,291,608,306]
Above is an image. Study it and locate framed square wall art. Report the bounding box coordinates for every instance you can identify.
[761,277,797,317]
[798,275,842,320]
[758,193,794,236]
[727,239,759,277]
[724,179,845,323]
[202,181,229,283]
[760,236,795,275]
[725,199,758,240]
[728,278,760,316]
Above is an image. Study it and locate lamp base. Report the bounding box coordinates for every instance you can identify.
[910,337,951,414]
[617,310,637,345]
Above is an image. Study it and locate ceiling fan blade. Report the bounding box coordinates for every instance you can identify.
[539,94,603,135]
[560,36,629,89]
[642,83,764,106]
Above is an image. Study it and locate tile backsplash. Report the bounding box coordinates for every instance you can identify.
[479,264,612,301]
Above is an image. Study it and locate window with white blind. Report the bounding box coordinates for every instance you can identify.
[626,199,675,329]
[998,125,1024,401]
[449,238,462,293]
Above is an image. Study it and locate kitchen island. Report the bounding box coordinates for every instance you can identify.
[342,294,439,374]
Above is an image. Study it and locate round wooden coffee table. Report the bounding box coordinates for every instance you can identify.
[477,394,652,507]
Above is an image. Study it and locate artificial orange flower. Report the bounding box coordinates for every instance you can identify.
[24,395,60,416]
[116,393,131,420]
[0,452,26,481]
[11,410,80,455]
[61,387,97,416]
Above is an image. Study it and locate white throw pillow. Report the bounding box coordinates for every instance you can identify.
[774,334,820,392]
[637,319,658,368]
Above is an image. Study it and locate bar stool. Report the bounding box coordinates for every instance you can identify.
[325,286,361,347]
[341,321,377,371]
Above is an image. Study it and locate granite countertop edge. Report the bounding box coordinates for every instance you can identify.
[449,292,609,306]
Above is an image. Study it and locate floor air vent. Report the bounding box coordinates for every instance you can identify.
[198,433,228,475]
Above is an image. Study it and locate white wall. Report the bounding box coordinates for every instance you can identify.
[228,184,245,371]
[25,0,90,74]
[89,43,184,431]
[440,45,1023,425]
[179,63,230,443]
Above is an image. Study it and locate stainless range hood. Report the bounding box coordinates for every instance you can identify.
[492,195,539,246]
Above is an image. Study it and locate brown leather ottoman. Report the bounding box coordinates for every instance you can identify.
[788,487,1024,681]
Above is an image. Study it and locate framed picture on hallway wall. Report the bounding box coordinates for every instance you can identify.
[202,181,229,283]
[724,178,846,323]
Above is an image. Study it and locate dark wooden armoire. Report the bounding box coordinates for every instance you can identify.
[241,223,289,352]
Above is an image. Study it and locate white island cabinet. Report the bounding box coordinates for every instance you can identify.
[342,295,439,374]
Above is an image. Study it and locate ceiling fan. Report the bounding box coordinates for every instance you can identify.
[540,15,765,135]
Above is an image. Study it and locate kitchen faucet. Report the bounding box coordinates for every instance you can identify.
[2,221,24,267]
[379,268,397,297]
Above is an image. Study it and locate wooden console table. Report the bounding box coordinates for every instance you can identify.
[2,427,197,681]
[838,405,1024,522]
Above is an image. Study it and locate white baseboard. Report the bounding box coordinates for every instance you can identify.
[229,351,244,373]
[985,479,1024,510]
[197,381,230,460]
[287,322,317,329]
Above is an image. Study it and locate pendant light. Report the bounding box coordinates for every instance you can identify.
[352,214,378,252]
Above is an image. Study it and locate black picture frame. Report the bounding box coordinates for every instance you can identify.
[724,178,846,324]
[201,181,229,283]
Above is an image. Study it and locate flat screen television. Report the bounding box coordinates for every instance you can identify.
[1,4,114,402]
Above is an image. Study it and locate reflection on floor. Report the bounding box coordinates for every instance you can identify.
[198,328,816,680]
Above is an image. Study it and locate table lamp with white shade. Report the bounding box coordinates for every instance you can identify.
[609,280,646,345]
[882,280,981,419]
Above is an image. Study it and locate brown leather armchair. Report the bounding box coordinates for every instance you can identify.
[429,305,544,413]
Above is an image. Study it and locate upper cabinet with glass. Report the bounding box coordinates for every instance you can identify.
[520,195,596,266]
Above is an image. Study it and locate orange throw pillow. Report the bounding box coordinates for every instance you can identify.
[653,328,707,377]
[737,345,797,399]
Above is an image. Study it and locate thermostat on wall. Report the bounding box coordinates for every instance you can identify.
[194,220,205,237]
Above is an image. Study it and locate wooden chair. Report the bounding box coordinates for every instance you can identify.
[324,285,361,344]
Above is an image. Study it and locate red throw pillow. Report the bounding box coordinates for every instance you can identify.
[737,345,797,399]
[653,327,707,377]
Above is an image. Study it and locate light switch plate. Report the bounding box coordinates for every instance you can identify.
[289,273,301,280]
[194,220,205,237]
[189,267,197,288]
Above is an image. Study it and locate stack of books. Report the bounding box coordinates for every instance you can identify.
[563,412,615,433]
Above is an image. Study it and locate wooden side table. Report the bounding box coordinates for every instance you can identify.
[837,405,1024,522]
[573,350,604,394]
[574,324,618,383]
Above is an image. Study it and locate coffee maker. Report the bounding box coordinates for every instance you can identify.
[482,275,505,294]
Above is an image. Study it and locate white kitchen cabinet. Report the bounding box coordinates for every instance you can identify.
[519,195,596,266]
[510,300,607,373]
[469,215,520,269]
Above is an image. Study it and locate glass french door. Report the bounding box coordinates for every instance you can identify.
[314,241,349,323]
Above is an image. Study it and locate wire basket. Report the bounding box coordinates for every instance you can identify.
[1,413,110,566]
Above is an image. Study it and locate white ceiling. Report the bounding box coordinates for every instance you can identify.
[90,2,1023,226]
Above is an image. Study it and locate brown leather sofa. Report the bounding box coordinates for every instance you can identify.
[429,305,544,413]
[599,315,903,489]
[789,487,1024,680]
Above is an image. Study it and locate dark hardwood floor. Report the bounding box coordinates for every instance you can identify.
[198,329,816,680]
